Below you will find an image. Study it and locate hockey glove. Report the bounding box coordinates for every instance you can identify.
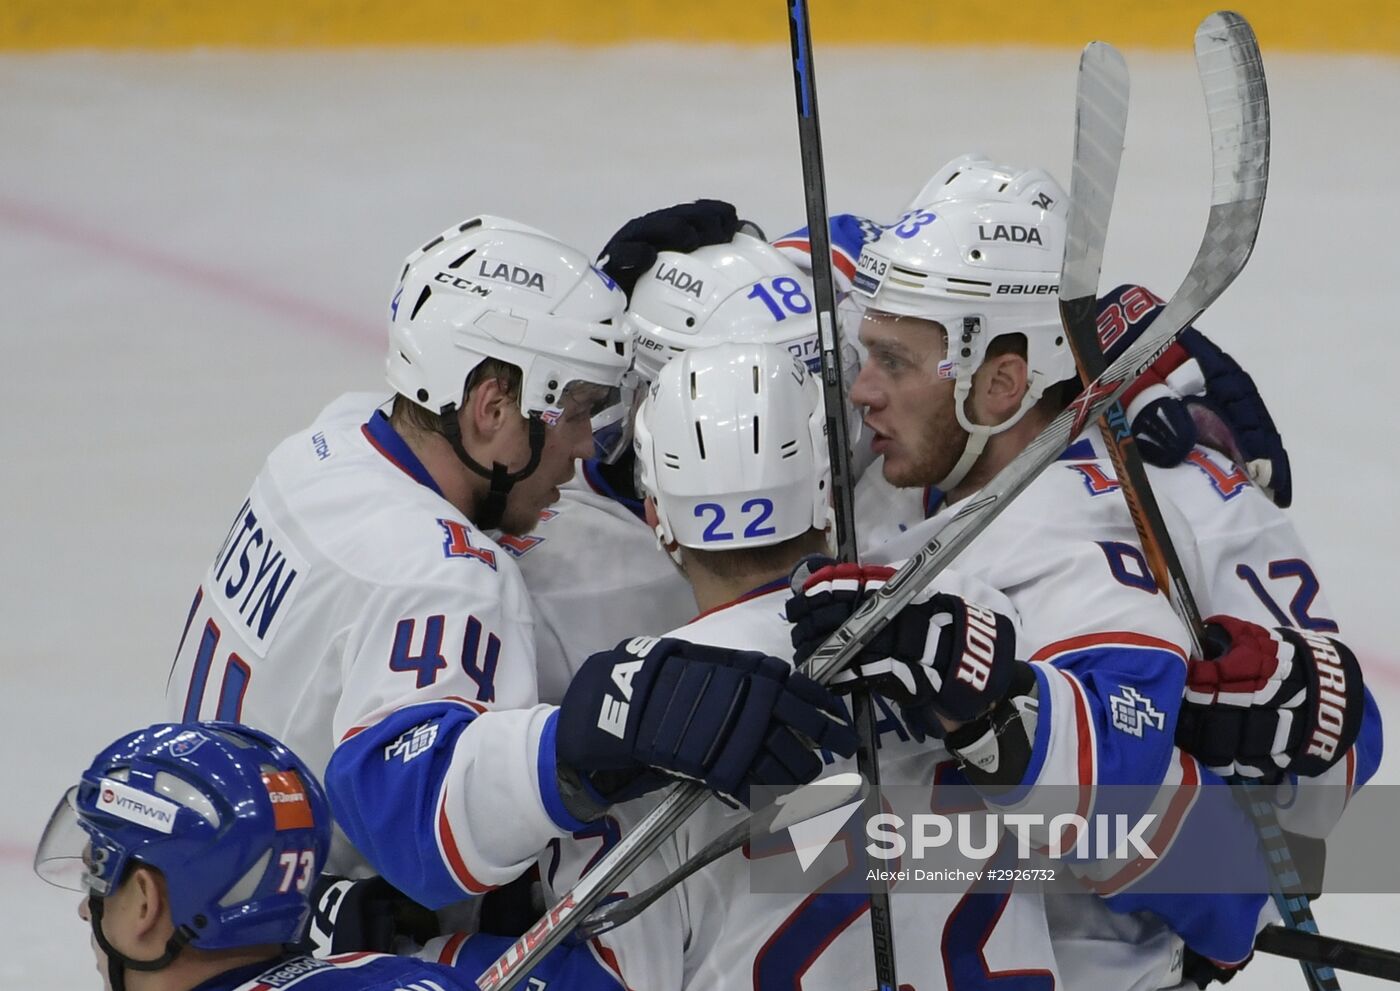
[1098,283,1292,507]
[785,557,1021,727]
[1175,616,1365,782]
[597,199,752,299]
[556,635,857,812]
[303,875,438,957]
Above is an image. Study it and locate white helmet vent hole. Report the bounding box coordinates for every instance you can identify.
[752,416,760,454]
[945,171,961,185]
[409,286,432,320]
[970,249,983,261]
[689,371,698,400]
[780,440,799,460]
[421,235,445,253]
[752,365,760,393]
[685,317,696,328]
[694,422,707,459]
[447,249,477,270]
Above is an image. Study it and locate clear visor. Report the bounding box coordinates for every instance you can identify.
[34,787,119,895]
[856,306,971,380]
[543,376,633,464]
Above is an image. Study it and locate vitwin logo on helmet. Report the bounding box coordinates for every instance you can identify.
[654,263,705,299]
[98,778,178,834]
[476,259,547,293]
[262,771,315,831]
[978,224,1045,248]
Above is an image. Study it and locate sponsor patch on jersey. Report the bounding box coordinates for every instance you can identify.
[210,497,309,655]
[310,431,333,461]
[98,778,178,834]
[262,770,315,831]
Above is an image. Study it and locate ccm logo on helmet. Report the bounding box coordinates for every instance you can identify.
[1300,631,1350,763]
[996,284,1058,296]
[654,263,705,299]
[597,637,659,739]
[433,272,491,297]
[956,603,1001,692]
[476,259,547,293]
[978,224,1044,247]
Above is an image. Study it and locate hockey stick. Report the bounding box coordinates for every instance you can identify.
[575,772,864,939]
[1059,15,1338,991]
[475,19,1269,985]
[1257,926,1400,983]
[784,1,900,988]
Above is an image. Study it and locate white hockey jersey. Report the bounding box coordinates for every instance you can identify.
[509,461,698,703]
[542,582,1065,991]
[165,393,583,902]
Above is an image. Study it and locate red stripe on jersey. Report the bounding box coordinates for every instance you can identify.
[590,939,635,991]
[1085,750,1200,896]
[436,783,493,895]
[1032,631,1187,667]
[438,931,469,966]
[361,422,421,484]
[1344,746,1357,809]
[772,238,858,281]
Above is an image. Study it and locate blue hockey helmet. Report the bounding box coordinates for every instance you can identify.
[36,721,331,950]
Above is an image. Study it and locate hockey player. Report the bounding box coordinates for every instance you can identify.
[163,215,853,916]
[34,720,486,991]
[784,156,1380,985]
[511,210,848,700]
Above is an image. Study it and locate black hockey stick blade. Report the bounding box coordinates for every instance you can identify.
[1258,926,1400,983]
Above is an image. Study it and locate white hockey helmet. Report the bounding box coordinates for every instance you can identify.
[853,155,1072,490]
[625,233,822,384]
[387,215,634,460]
[634,342,830,562]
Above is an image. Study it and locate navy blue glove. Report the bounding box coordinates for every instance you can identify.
[785,557,1020,727]
[1097,284,1293,507]
[598,200,746,299]
[557,635,857,811]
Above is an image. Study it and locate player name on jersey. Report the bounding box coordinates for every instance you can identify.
[211,497,306,652]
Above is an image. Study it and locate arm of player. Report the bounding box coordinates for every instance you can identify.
[421,930,631,991]
[324,581,591,908]
[1153,459,1384,833]
[771,213,884,294]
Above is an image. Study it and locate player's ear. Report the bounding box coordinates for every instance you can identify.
[128,865,171,944]
[464,375,512,438]
[977,352,1030,420]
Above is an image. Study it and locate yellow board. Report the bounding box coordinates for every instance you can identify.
[2,1,1396,53]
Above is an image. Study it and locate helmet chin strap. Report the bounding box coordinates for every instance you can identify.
[437,407,546,531]
[89,894,189,991]
[936,378,1045,494]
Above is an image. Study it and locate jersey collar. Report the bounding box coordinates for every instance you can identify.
[921,436,1100,520]
[693,576,789,621]
[362,410,444,497]
[581,458,646,521]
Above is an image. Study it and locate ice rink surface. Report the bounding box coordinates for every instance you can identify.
[2,43,1397,989]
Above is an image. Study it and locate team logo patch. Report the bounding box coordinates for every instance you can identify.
[1109,685,1166,737]
[98,778,178,834]
[384,722,439,764]
[167,730,208,758]
[262,770,315,831]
